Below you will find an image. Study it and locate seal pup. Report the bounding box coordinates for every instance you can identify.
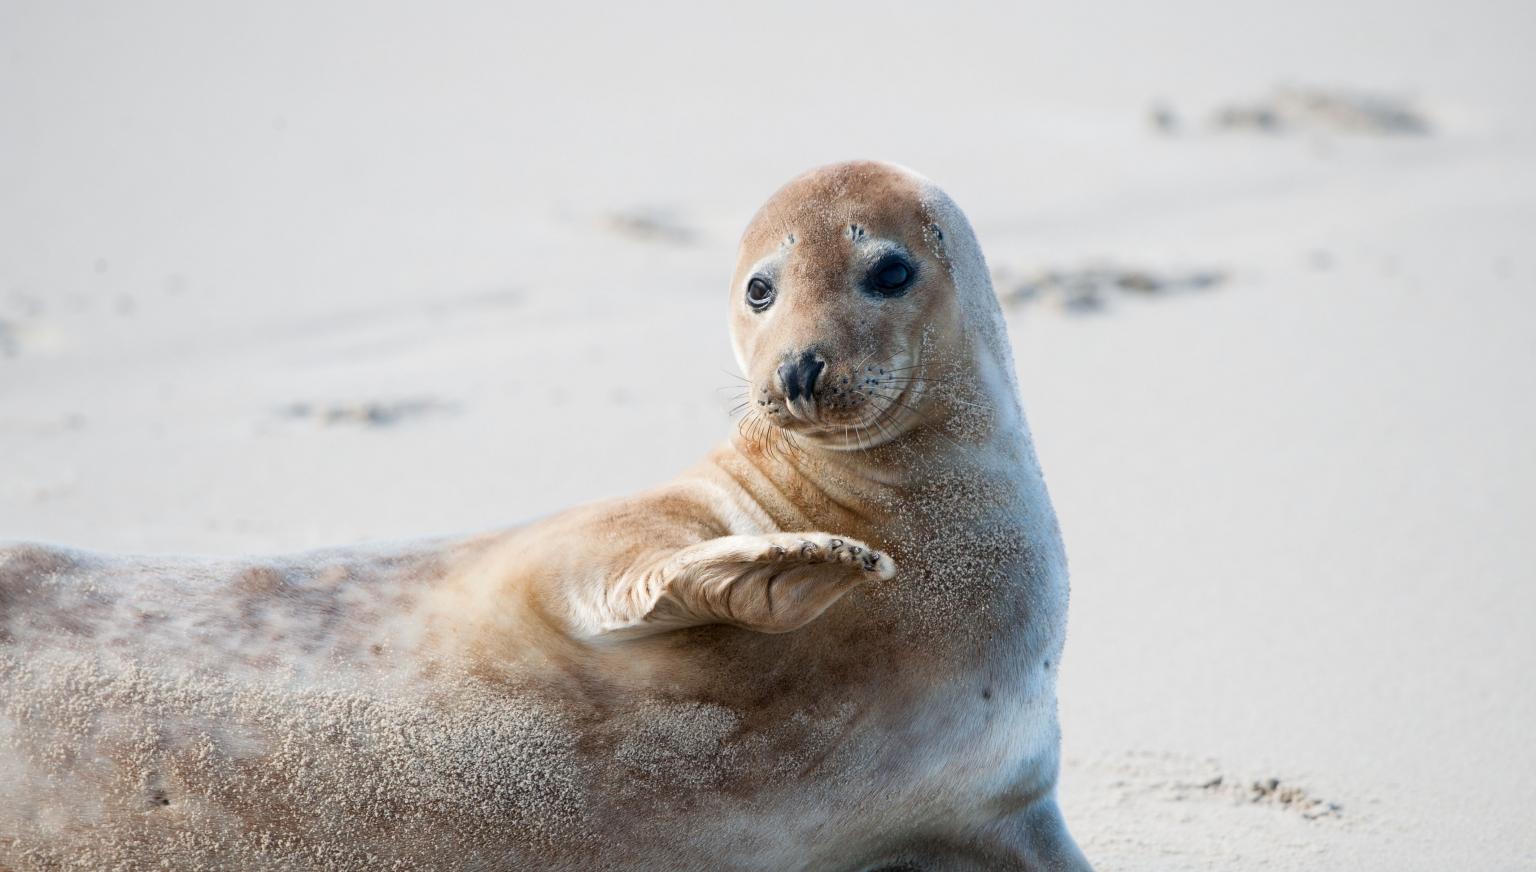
[0,161,1092,871]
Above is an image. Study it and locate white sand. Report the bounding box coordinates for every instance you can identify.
[3,1,1534,868]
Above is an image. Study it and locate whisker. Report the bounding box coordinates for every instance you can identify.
[869,412,897,447]
[937,394,991,410]
[745,410,783,462]
[879,376,950,389]
[871,391,925,422]
[897,380,989,408]
[880,377,991,411]
[850,348,880,374]
[772,422,792,462]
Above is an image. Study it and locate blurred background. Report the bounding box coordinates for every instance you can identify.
[3,1,1534,868]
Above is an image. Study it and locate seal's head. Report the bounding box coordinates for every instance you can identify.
[730,161,1011,451]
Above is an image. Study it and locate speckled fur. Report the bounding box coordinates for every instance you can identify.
[0,162,1090,871]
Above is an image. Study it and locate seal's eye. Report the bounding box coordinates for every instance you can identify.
[746,277,776,311]
[866,255,916,296]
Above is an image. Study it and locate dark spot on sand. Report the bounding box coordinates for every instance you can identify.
[1198,771,1343,820]
[981,688,992,700]
[602,208,695,245]
[280,398,456,428]
[998,265,1225,314]
[1208,86,1431,136]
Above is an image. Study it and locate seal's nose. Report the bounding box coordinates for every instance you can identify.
[778,351,825,402]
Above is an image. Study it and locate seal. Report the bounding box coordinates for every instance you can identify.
[0,161,1092,871]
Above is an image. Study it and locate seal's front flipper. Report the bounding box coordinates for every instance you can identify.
[594,533,894,639]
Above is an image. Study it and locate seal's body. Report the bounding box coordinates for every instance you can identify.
[0,162,1091,871]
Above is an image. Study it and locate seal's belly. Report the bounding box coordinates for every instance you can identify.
[1,653,1053,871]
[1,544,1060,871]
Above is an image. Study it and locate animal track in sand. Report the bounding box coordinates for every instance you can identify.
[1196,773,1342,820]
[1149,86,1431,137]
[601,207,696,245]
[1060,750,1383,871]
[277,398,457,428]
[1065,750,1344,822]
[994,265,1225,314]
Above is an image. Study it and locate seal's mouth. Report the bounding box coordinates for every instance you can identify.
[808,381,923,451]
[750,353,927,450]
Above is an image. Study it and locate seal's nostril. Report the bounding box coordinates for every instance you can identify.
[800,353,825,397]
[778,360,802,401]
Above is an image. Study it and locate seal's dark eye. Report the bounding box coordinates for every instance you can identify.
[867,256,916,296]
[746,277,775,311]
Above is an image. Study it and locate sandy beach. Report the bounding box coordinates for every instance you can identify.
[4,1,1535,868]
